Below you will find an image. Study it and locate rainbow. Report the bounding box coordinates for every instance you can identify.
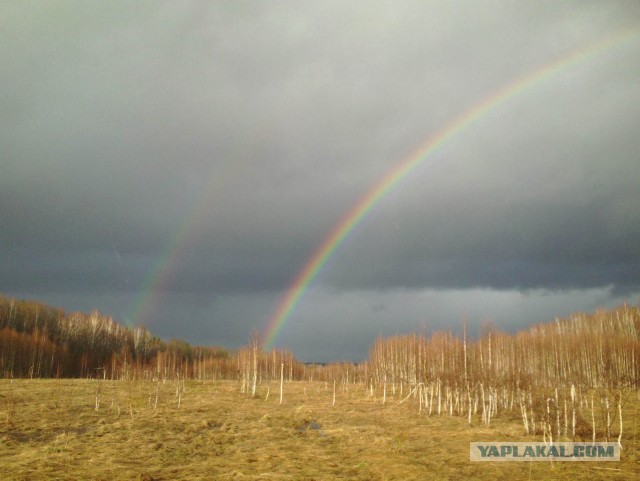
[128,219,189,329]
[263,28,639,349]
[127,142,261,328]
[129,118,274,328]
[128,184,211,329]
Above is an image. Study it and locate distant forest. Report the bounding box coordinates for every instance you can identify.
[3,292,639,441]
[1,293,639,391]
[0,294,236,379]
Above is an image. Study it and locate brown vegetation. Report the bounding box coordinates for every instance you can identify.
[367,305,639,440]
[1,293,639,445]
[0,294,246,380]
[2,379,639,481]
[2,293,640,478]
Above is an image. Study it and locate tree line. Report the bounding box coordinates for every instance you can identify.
[2,292,638,389]
[2,291,637,442]
[0,294,234,379]
[366,305,639,441]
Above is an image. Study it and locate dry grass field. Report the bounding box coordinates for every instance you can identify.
[1,379,639,480]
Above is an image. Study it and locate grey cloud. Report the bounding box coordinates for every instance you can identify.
[2,1,639,358]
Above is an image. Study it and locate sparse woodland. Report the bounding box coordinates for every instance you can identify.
[1,293,638,444]
[367,306,639,444]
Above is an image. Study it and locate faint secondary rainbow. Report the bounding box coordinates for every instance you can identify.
[127,215,191,329]
[263,28,639,349]
[127,132,269,328]
[127,180,213,329]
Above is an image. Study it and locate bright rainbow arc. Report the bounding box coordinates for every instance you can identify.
[263,28,639,350]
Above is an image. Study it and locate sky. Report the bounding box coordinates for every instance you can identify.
[2,1,640,362]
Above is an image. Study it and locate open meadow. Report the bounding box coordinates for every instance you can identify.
[1,379,639,480]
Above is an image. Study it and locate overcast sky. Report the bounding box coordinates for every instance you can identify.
[2,1,639,361]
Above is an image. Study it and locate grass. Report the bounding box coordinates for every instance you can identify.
[1,379,639,480]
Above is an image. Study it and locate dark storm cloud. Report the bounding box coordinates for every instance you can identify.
[322,54,640,293]
[1,1,639,357]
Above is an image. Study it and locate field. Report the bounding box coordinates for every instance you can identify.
[1,379,639,480]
